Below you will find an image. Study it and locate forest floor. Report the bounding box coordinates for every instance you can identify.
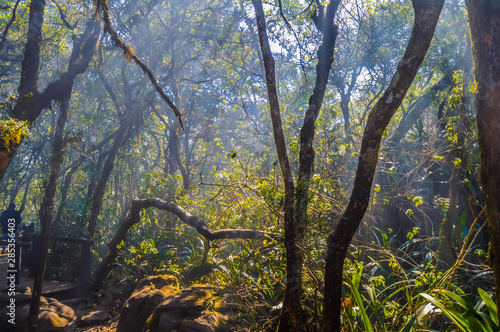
[68,282,136,332]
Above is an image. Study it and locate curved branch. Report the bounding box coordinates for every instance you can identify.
[96,0,183,129]
[0,0,21,54]
[92,198,275,290]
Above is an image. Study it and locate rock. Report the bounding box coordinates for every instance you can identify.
[36,297,75,331]
[145,286,223,332]
[116,275,179,332]
[0,293,75,331]
[79,310,111,327]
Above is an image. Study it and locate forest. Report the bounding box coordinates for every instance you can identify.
[1,0,500,331]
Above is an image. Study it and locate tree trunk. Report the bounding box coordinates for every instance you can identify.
[323,1,444,330]
[26,16,100,330]
[54,156,85,226]
[438,35,472,268]
[252,1,340,330]
[251,1,298,329]
[467,0,500,323]
[27,84,71,332]
[86,122,131,239]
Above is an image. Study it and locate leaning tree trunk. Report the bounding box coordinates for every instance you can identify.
[322,1,444,331]
[467,0,500,323]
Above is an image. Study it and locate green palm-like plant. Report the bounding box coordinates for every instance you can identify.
[419,288,498,332]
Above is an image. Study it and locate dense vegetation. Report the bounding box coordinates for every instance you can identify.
[1,0,499,331]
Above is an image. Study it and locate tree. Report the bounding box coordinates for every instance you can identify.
[27,14,101,331]
[467,0,500,323]
[323,1,444,330]
[0,0,99,182]
[252,0,341,329]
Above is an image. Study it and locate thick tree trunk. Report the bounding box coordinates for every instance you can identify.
[467,0,500,323]
[323,1,444,330]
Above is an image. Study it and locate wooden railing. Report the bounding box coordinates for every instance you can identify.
[1,234,93,296]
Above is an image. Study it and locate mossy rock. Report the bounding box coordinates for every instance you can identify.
[116,275,180,332]
[144,285,246,332]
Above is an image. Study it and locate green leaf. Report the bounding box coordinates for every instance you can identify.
[420,293,469,332]
[478,288,499,326]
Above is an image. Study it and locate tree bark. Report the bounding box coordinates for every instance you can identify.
[467,0,500,323]
[252,1,341,330]
[26,16,101,330]
[323,1,444,331]
[86,121,131,239]
[251,1,298,328]
[27,81,71,332]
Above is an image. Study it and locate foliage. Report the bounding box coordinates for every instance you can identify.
[0,0,494,330]
[0,117,29,152]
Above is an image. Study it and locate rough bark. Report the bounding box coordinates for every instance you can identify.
[323,1,444,331]
[92,198,273,290]
[251,0,297,329]
[27,82,71,332]
[252,1,340,330]
[467,0,500,323]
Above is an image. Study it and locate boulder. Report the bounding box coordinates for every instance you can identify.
[116,275,179,332]
[35,297,75,331]
[145,285,249,332]
[145,286,218,332]
[0,289,74,332]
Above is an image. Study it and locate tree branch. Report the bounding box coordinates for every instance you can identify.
[96,0,184,129]
[92,198,274,290]
[0,0,21,54]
